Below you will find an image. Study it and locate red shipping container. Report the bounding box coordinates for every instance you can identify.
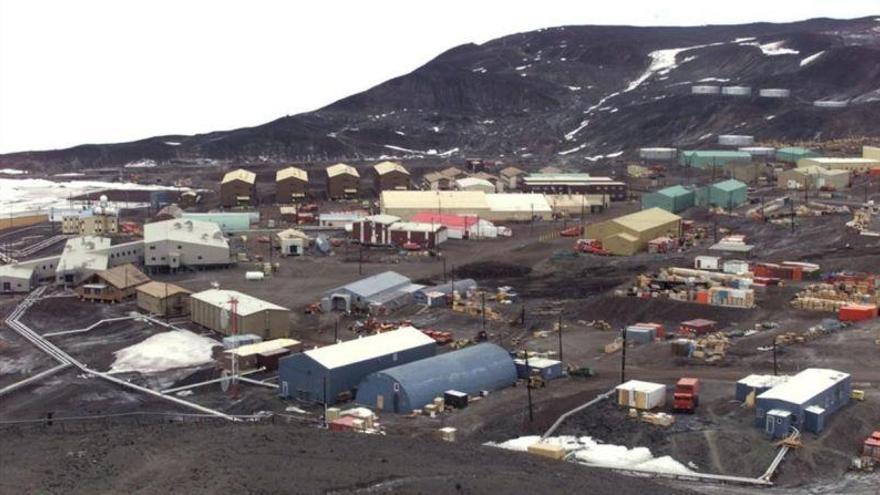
[838,304,877,322]
[870,168,880,177]
[696,291,710,304]
[329,416,359,432]
[678,319,717,336]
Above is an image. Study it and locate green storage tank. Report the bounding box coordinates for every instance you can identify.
[679,150,752,169]
[776,147,819,164]
[641,185,695,213]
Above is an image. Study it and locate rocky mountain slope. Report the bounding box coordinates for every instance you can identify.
[3,16,880,171]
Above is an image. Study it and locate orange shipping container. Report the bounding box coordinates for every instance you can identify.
[696,291,710,304]
[838,304,877,322]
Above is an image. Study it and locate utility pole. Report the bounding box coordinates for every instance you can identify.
[772,337,778,376]
[620,326,627,384]
[520,303,526,326]
[323,376,328,428]
[334,316,339,343]
[358,244,363,275]
[481,291,486,331]
[442,257,447,283]
[790,197,795,233]
[524,350,534,422]
[557,312,563,362]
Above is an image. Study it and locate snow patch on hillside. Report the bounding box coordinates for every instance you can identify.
[740,40,799,56]
[800,51,825,66]
[0,168,27,175]
[0,178,188,215]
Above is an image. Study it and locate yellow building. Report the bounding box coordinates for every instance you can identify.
[797,157,880,173]
[863,145,880,161]
[584,207,681,255]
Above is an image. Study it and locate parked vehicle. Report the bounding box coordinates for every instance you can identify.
[673,377,700,413]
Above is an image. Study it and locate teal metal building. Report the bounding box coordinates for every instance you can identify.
[181,212,252,233]
[776,147,819,164]
[697,179,748,208]
[679,150,752,169]
[641,185,695,213]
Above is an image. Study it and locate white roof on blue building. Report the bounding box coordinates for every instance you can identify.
[306,326,434,369]
[757,368,849,405]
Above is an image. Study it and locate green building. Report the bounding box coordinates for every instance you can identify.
[697,179,748,208]
[679,150,752,169]
[776,147,819,164]
[641,185,695,213]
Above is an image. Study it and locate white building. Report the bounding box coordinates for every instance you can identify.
[144,219,231,272]
[455,177,496,193]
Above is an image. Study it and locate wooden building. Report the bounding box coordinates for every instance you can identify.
[136,281,192,317]
[76,264,150,303]
[220,169,257,207]
[372,161,410,192]
[275,166,309,204]
[326,164,360,199]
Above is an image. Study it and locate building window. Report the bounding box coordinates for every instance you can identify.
[197,255,203,260]
[151,257,156,261]
[149,246,156,250]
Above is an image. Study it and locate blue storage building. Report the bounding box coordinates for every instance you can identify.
[355,343,517,413]
[755,368,851,438]
[278,326,436,404]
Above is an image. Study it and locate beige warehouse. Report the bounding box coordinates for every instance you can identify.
[797,157,880,173]
[190,289,291,339]
[380,190,491,219]
[777,165,850,191]
[137,281,192,317]
[584,207,682,256]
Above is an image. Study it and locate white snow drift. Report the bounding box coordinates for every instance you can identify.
[109,330,220,374]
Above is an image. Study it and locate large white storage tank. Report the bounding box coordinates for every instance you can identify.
[813,100,849,108]
[739,146,775,158]
[759,88,791,98]
[719,135,755,146]
[691,85,721,95]
[722,86,752,96]
[639,147,678,161]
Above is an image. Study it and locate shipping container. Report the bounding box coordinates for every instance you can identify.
[838,303,877,322]
[616,380,666,410]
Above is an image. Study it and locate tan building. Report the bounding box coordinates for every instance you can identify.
[275,166,308,204]
[220,169,257,207]
[380,190,491,219]
[797,157,880,173]
[62,213,118,236]
[190,289,291,339]
[439,166,466,180]
[136,281,192,317]
[584,207,682,256]
[777,165,850,191]
[724,162,765,184]
[422,171,451,190]
[326,163,360,199]
[76,264,150,303]
[499,167,526,191]
[373,161,410,192]
[863,145,880,161]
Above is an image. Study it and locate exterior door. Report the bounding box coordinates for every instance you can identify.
[376,395,384,411]
[765,415,775,436]
[2,282,9,291]
[281,381,289,397]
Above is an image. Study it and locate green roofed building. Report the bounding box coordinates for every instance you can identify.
[697,179,748,208]
[641,185,695,213]
[776,147,819,164]
[679,150,752,169]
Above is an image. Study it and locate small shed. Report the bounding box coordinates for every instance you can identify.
[513,357,564,381]
[278,326,437,403]
[414,279,478,305]
[276,228,311,256]
[0,265,36,293]
[388,222,448,249]
[694,255,720,271]
[422,172,451,190]
[136,281,192,317]
[498,166,526,191]
[222,338,302,371]
[641,185,695,213]
[616,380,666,410]
[76,264,150,303]
[736,374,790,402]
[322,271,421,313]
[455,177,496,193]
[326,163,360,199]
[355,343,516,413]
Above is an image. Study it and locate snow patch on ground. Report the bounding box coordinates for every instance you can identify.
[558,143,588,156]
[624,41,723,93]
[740,40,799,56]
[0,178,189,215]
[765,115,776,120]
[382,145,459,158]
[567,86,581,91]
[733,37,756,43]
[800,51,825,66]
[564,120,591,141]
[431,126,440,133]
[699,133,713,140]
[487,435,693,475]
[699,77,730,82]
[471,67,487,73]
[395,130,406,136]
[0,168,27,175]
[164,141,181,146]
[479,119,495,125]
[109,330,219,374]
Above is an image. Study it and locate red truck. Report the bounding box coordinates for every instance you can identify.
[673,377,700,413]
[573,238,610,255]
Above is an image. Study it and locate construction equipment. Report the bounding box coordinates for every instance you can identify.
[421,329,453,345]
[672,377,700,413]
[528,371,546,389]
[573,238,610,255]
[851,389,866,401]
[591,320,612,331]
[567,365,595,378]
